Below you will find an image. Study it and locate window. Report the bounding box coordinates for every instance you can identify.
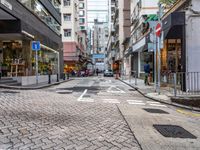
[79,18,85,24]
[64,29,71,37]
[79,3,84,9]
[18,0,60,35]
[63,14,71,21]
[63,0,70,6]
[80,26,85,30]
[79,10,85,17]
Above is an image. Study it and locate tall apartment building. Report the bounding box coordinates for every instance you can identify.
[0,0,62,85]
[106,0,117,70]
[92,19,109,71]
[61,0,88,71]
[108,0,131,73]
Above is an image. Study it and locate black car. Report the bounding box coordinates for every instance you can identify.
[104,70,114,77]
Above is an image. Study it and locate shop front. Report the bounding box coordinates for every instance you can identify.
[161,12,185,85]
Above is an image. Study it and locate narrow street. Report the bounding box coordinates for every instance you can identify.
[0,76,200,149]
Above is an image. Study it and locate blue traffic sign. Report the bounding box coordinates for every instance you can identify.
[32,41,40,51]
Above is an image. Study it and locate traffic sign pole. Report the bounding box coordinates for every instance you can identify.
[32,41,40,85]
[36,50,38,84]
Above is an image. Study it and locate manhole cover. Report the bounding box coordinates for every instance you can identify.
[143,108,169,114]
[56,90,73,94]
[153,124,197,139]
[1,91,20,94]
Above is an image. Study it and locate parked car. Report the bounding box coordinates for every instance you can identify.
[104,70,114,77]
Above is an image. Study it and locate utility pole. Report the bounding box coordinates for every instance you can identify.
[156,2,164,94]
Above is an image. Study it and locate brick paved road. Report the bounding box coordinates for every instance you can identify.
[0,77,141,150]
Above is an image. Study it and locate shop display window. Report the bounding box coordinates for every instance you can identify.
[32,48,58,75]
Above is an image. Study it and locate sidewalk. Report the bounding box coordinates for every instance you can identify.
[119,77,200,111]
[0,79,73,90]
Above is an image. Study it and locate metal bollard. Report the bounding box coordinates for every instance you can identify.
[57,73,59,82]
[67,73,69,79]
[63,73,66,80]
[174,73,177,97]
[48,74,51,84]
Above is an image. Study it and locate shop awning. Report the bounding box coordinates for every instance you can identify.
[132,36,146,53]
[162,12,185,39]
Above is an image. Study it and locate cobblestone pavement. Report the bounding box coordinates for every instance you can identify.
[0,77,141,150]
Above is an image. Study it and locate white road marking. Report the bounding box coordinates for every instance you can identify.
[77,89,87,101]
[107,86,126,93]
[78,98,94,103]
[103,99,120,104]
[146,101,160,104]
[149,104,167,107]
[128,102,146,105]
[127,100,143,103]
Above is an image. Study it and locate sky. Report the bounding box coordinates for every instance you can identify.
[87,0,109,28]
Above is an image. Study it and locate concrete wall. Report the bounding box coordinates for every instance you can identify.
[15,75,58,86]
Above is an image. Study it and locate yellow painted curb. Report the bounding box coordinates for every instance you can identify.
[177,109,200,117]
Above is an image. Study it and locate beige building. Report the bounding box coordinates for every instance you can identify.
[61,0,88,70]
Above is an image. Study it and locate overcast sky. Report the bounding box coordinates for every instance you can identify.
[87,0,109,28]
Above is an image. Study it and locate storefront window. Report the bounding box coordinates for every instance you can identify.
[32,48,58,75]
[18,0,60,35]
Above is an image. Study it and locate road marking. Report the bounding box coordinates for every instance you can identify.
[107,86,126,93]
[149,104,167,107]
[147,101,160,104]
[78,98,94,103]
[77,89,87,101]
[103,99,120,104]
[128,102,146,105]
[177,109,200,117]
[127,100,143,103]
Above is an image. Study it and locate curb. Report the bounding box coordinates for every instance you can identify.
[119,79,200,112]
[0,79,73,90]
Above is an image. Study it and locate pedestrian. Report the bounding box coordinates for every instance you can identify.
[144,61,150,85]
[96,68,99,76]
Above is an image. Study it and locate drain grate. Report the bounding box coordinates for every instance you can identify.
[56,90,73,94]
[143,108,169,114]
[153,124,197,139]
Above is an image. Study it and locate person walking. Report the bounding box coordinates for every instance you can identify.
[144,61,150,85]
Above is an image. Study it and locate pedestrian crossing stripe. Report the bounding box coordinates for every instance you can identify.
[78,98,94,102]
[149,104,167,107]
[103,99,120,104]
[128,102,145,105]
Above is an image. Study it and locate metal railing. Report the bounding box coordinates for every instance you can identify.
[128,71,137,86]
[161,72,200,96]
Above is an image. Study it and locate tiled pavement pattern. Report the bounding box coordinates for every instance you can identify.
[0,78,141,150]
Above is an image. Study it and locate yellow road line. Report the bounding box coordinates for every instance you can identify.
[177,109,200,117]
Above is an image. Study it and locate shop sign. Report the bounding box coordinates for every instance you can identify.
[32,41,40,51]
[1,0,12,10]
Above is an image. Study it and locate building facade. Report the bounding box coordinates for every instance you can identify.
[92,19,109,71]
[0,0,62,84]
[130,0,158,78]
[61,0,88,72]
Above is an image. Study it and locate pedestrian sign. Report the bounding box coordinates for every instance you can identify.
[32,41,40,51]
